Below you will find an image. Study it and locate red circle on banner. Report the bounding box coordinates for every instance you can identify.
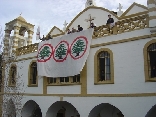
[37,44,53,62]
[53,40,69,62]
[70,36,88,60]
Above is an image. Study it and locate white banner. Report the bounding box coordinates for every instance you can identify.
[37,29,93,77]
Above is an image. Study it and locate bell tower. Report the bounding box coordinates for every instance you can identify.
[3,15,34,58]
[85,0,96,8]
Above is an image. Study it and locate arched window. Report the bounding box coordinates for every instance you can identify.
[28,61,38,86]
[94,48,114,84]
[147,43,156,78]
[9,64,17,86]
[98,51,111,81]
[144,40,156,81]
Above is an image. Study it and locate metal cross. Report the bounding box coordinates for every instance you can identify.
[117,3,123,12]
[63,20,68,27]
[85,14,95,27]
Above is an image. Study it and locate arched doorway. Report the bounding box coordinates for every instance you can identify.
[21,100,42,117]
[46,101,80,117]
[4,99,16,117]
[145,104,156,117]
[88,103,124,117]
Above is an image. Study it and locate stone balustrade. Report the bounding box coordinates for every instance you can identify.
[16,43,38,56]
[93,14,148,38]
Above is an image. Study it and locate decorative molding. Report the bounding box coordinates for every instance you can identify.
[6,17,34,27]
[119,11,148,20]
[120,2,148,17]
[4,92,156,97]
[16,43,38,56]
[148,7,156,12]
[91,33,156,48]
[47,83,81,86]
[149,16,156,20]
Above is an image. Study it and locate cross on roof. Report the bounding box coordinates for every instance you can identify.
[63,20,68,27]
[85,14,95,27]
[117,3,123,12]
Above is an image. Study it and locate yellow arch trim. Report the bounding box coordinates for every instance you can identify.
[94,48,114,84]
[28,60,38,87]
[143,39,156,82]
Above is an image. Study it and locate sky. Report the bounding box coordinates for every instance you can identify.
[0,0,147,43]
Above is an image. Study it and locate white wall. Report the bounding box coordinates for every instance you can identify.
[87,37,156,94]
[47,85,81,94]
[15,58,43,94]
[68,8,118,30]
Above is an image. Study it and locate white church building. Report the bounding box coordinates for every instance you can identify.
[2,0,156,117]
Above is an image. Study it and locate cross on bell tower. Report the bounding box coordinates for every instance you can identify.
[85,0,96,8]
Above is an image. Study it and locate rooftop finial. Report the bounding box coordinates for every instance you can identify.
[117,3,123,17]
[117,3,123,12]
[20,12,22,16]
[63,20,68,32]
[85,0,96,8]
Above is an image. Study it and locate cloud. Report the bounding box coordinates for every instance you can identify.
[0,0,147,43]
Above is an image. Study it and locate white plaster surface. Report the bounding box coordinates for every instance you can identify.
[50,28,62,36]
[125,5,147,16]
[68,8,118,31]
[87,37,156,94]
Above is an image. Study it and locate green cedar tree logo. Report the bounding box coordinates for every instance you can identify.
[70,36,88,60]
[37,44,53,62]
[54,41,69,62]
[72,39,85,57]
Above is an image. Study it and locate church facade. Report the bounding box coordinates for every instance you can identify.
[2,0,156,117]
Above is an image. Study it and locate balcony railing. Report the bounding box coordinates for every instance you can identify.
[16,43,38,56]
